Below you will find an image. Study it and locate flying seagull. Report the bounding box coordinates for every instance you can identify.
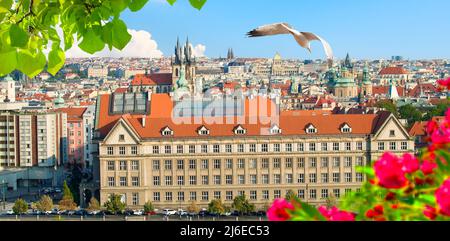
[247,23,334,61]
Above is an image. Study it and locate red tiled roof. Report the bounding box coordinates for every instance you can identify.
[96,93,390,139]
[408,84,438,97]
[131,73,172,86]
[379,67,409,75]
[115,87,128,94]
[372,86,405,96]
[58,107,87,121]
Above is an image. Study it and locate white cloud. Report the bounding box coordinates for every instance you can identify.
[190,44,206,57]
[65,29,163,58]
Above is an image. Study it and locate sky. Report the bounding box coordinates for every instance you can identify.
[68,0,450,60]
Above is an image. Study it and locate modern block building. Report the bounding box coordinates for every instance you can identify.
[94,92,414,209]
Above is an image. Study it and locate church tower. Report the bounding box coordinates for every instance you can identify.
[172,37,196,93]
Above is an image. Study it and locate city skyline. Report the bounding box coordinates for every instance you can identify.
[66,0,450,60]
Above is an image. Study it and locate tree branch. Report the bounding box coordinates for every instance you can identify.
[16,0,35,25]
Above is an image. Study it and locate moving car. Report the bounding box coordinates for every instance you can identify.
[162,209,177,216]
[177,209,188,216]
[133,210,144,216]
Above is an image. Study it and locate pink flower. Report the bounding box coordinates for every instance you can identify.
[424,205,438,220]
[430,128,450,146]
[436,179,450,216]
[400,153,420,173]
[421,160,438,175]
[319,206,355,221]
[437,78,450,90]
[374,153,409,189]
[267,199,295,221]
[426,121,439,136]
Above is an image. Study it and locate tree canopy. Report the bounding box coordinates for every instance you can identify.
[12,198,28,214]
[0,0,206,78]
[104,193,126,214]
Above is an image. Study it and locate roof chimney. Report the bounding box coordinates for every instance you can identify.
[142,116,146,127]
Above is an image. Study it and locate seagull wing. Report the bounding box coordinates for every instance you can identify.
[247,23,294,37]
[301,32,334,60]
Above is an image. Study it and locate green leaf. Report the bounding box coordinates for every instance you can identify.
[0,0,12,13]
[79,28,105,54]
[189,0,207,10]
[129,0,148,11]
[102,18,131,51]
[17,50,46,78]
[47,47,65,76]
[0,50,17,76]
[166,0,177,5]
[9,25,29,48]
[110,0,130,16]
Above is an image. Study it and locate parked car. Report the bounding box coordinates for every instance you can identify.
[6,210,14,215]
[221,211,232,216]
[74,209,88,216]
[230,210,240,216]
[54,188,62,193]
[256,211,267,217]
[177,209,188,216]
[133,210,144,216]
[145,211,157,216]
[123,210,134,216]
[51,208,62,215]
[87,210,101,215]
[198,210,210,217]
[162,209,177,216]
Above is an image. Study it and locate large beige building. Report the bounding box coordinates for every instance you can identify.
[95,92,414,210]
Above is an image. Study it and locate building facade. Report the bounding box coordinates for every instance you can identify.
[95,93,414,209]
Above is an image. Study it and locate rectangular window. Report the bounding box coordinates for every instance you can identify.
[165,160,172,170]
[225,144,232,153]
[119,177,127,186]
[321,189,329,199]
[153,146,159,154]
[131,160,139,170]
[249,144,256,152]
[298,174,305,183]
[178,192,184,201]
[345,142,351,151]
[356,142,363,151]
[119,161,127,171]
[177,160,184,170]
[298,143,304,152]
[201,145,208,153]
[249,159,257,169]
[214,191,221,200]
[286,143,293,152]
[262,174,269,184]
[226,175,233,185]
[262,158,269,169]
[333,189,340,198]
[273,158,281,168]
[107,161,115,171]
[309,158,317,168]
[378,142,385,151]
[132,193,139,205]
[237,159,245,169]
[345,172,353,183]
[177,145,184,154]
[178,176,185,186]
[201,191,209,201]
[214,175,221,185]
[309,143,316,151]
[285,158,293,168]
[274,174,281,184]
[189,159,196,169]
[401,142,408,150]
[274,143,281,152]
[108,177,115,187]
[321,143,328,151]
[213,144,220,153]
[309,173,317,183]
[226,191,233,201]
[190,192,197,201]
[153,192,160,202]
[309,189,317,200]
[119,146,126,155]
[262,190,269,200]
[225,159,233,169]
[237,144,244,153]
[297,158,305,168]
[286,174,293,184]
[390,142,397,151]
[189,176,197,185]
[213,159,221,169]
[165,145,172,154]
[344,157,352,167]
[189,145,196,153]
[333,173,340,183]
[356,173,364,182]
[298,190,305,199]
[261,143,268,152]
[165,192,173,201]
[274,190,281,199]
[132,177,139,187]
[321,173,329,183]
[153,176,160,186]
[333,143,340,151]
[250,191,257,200]
[333,157,340,167]
[131,146,138,155]
[202,176,209,185]
[356,157,364,167]
[107,147,114,155]
[250,175,257,184]
[321,157,329,168]
[238,175,245,184]
[202,159,208,169]
[165,176,172,186]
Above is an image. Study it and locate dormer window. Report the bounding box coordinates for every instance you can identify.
[198,126,210,136]
[161,127,174,136]
[119,134,125,142]
[234,125,247,135]
[340,123,352,133]
[305,124,317,134]
[270,125,282,134]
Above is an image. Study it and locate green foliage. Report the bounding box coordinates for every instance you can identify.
[104,193,126,214]
[423,102,450,121]
[187,201,199,213]
[399,104,423,126]
[376,100,398,117]
[59,181,77,211]
[231,195,255,215]
[13,198,28,215]
[143,201,154,213]
[87,197,101,211]
[285,190,296,202]
[208,199,225,214]
[36,195,53,212]
[0,0,206,78]
[62,180,73,200]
